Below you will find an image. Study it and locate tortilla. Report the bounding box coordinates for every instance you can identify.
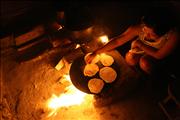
[84,53,100,64]
[83,64,99,77]
[100,53,114,66]
[99,67,117,83]
[88,78,104,94]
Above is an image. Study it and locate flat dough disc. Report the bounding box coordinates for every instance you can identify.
[83,64,99,77]
[99,67,117,83]
[100,53,114,66]
[88,78,104,94]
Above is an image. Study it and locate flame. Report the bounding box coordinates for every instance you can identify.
[63,74,71,82]
[47,85,86,109]
[99,35,109,44]
[57,25,64,31]
[75,44,81,49]
[46,74,93,117]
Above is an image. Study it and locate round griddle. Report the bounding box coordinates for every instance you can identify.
[70,50,122,94]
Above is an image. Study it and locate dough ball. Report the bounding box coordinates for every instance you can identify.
[84,64,99,77]
[99,67,117,83]
[88,78,104,94]
[100,53,114,66]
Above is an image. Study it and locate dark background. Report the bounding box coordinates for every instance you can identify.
[1,1,180,38]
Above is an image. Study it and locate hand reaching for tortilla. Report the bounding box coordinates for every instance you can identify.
[84,52,99,64]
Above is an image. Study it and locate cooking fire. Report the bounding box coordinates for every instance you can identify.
[1,1,179,120]
[46,74,94,118]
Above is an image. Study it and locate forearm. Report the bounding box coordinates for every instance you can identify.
[94,38,121,54]
[138,30,179,59]
[94,26,139,54]
[94,34,134,54]
[138,41,159,59]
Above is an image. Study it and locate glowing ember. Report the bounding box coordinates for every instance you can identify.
[46,74,93,117]
[58,25,63,30]
[47,85,86,109]
[99,35,109,44]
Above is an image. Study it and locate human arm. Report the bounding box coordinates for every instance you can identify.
[133,29,179,60]
[85,25,140,63]
[94,25,140,54]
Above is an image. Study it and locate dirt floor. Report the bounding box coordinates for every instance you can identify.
[1,35,169,120]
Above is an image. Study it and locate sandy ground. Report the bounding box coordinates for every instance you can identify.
[0,37,167,120]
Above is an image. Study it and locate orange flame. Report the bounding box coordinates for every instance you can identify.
[46,74,93,117]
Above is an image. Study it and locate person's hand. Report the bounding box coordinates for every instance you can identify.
[85,52,97,64]
[129,40,144,54]
[131,40,142,49]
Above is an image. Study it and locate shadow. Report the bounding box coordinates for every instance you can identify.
[16,38,52,62]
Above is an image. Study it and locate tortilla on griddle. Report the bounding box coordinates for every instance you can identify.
[100,53,114,66]
[99,67,117,83]
[88,78,104,94]
[83,64,99,77]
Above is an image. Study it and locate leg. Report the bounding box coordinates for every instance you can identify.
[140,56,175,102]
[125,51,142,66]
[139,55,156,74]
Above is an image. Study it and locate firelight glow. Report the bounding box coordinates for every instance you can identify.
[47,85,86,109]
[63,74,71,82]
[75,44,81,49]
[99,35,109,44]
[46,74,93,117]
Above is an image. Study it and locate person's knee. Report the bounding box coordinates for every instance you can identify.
[125,52,140,66]
[139,56,153,74]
